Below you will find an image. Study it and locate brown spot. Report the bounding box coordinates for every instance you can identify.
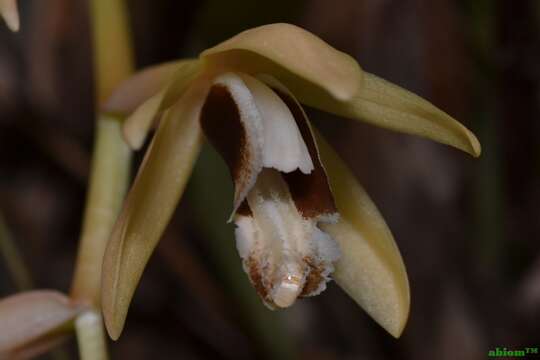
[300,257,324,297]
[200,85,251,191]
[245,256,274,307]
[273,90,337,218]
[236,200,252,216]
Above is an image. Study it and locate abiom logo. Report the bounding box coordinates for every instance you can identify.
[487,347,538,358]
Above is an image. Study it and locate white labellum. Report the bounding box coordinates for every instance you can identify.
[200,72,341,308]
[235,169,340,308]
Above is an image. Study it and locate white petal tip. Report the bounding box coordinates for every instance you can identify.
[272,278,302,308]
[2,8,19,32]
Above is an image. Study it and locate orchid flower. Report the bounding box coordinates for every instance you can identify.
[102,23,480,341]
[0,0,19,32]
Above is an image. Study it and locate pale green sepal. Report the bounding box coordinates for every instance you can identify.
[117,60,201,150]
[201,23,363,102]
[101,81,207,340]
[302,72,481,157]
[103,61,185,115]
[314,130,410,338]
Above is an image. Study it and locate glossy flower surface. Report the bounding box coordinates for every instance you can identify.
[101,23,480,340]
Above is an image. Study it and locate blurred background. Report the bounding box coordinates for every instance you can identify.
[1,0,539,359]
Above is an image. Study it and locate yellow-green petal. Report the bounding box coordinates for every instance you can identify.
[103,61,182,115]
[111,60,201,149]
[101,81,207,340]
[159,60,202,109]
[0,0,19,32]
[0,290,81,355]
[314,131,410,338]
[300,72,481,157]
[122,90,165,150]
[201,23,362,102]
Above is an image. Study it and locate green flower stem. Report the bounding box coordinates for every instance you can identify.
[75,310,109,360]
[71,0,133,307]
[71,0,134,357]
[70,115,131,304]
[89,0,134,106]
[0,211,33,290]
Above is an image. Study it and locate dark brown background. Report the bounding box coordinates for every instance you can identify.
[1,0,539,359]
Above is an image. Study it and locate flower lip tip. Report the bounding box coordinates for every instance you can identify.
[103,316,122,341]
[461,130,481,158]
[470,138,482,158]
[121,129,143,150]
[7,21,19,32]
[272,278,303,308]
[389,315,409,339]
[2,12,19,32]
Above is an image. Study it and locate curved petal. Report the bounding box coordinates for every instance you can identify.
[113,60,201,150]
[160,61,203,109]
[314,131,410,338]
[101,80,207,340]
[103,61,188,115]
[0,290,81,355]
[200,72,264,217]
[297,72,481,157]
[239,73,313,174]
[200,72,316,220]
[0,0,19,32]
[122,90,165,150]
[201,23,363,102]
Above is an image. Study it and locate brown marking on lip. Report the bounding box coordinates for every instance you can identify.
[245,256,275,308]
[236,200,252,216]
[300,257,324,297]
[273,89,337,219]
[200,84,252,198]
